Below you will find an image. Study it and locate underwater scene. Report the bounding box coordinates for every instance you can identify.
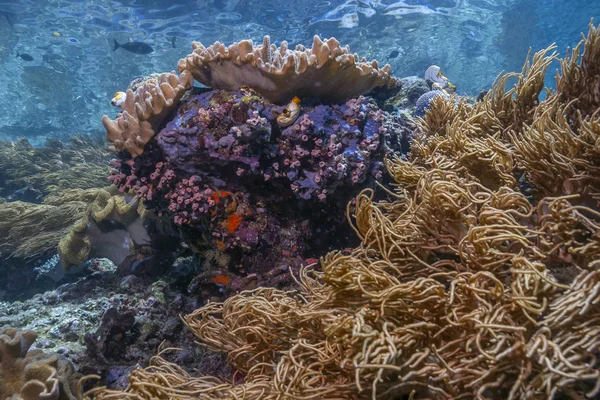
[1,0,600,398]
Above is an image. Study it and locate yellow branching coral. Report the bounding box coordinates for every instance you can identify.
[102,71,193,157]
[178,35,391,104]
[84,21,600,400]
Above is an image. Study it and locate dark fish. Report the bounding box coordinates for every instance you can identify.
[113,39,153,55]
[170,36,176,48]
[477,90,489,102]
[16,52,33,61]
[388,50,399,59]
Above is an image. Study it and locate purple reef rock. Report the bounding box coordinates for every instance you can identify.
[157,89,387,202]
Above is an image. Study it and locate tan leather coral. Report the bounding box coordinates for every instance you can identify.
[102,71,193,157]
[177,35,391,104]
[58,187,149,269]
[0,328,79,400]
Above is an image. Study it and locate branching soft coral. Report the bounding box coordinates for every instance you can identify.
[411,96,516,191]
[409,22,600,204]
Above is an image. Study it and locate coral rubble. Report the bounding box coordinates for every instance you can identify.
[0,256,228,394]
[84,22,600,400]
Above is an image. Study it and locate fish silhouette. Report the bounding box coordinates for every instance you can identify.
[16,51,33,61]
[113,39,153,55]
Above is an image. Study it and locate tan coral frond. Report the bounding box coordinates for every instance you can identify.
[480,45,557,138]
[102,71,193,157]
[177,35,390,104]
[556,21,600,118]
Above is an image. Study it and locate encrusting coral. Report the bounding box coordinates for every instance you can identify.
[84,23,600,400]
[0,327,81,400]
[102,71,193,157]
[177,35,391,104]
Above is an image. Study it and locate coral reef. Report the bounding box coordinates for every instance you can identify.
[0,327,80,399]
[102,71,193,157]
[107,88,398,287]
[84,22,600,400]
[178,35,391,104]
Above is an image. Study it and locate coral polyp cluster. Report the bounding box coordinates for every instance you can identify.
[85,22,600,400]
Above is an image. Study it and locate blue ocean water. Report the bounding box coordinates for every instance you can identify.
[0,0,597,142]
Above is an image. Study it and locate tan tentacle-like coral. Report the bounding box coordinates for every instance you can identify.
[177,35,391,104]
[102,71,193,157]
[85,22,600,400]
[556,21,600,119]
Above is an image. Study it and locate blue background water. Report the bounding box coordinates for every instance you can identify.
[0,0,598,143]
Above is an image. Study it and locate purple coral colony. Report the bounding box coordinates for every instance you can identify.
[105,36,403,293]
